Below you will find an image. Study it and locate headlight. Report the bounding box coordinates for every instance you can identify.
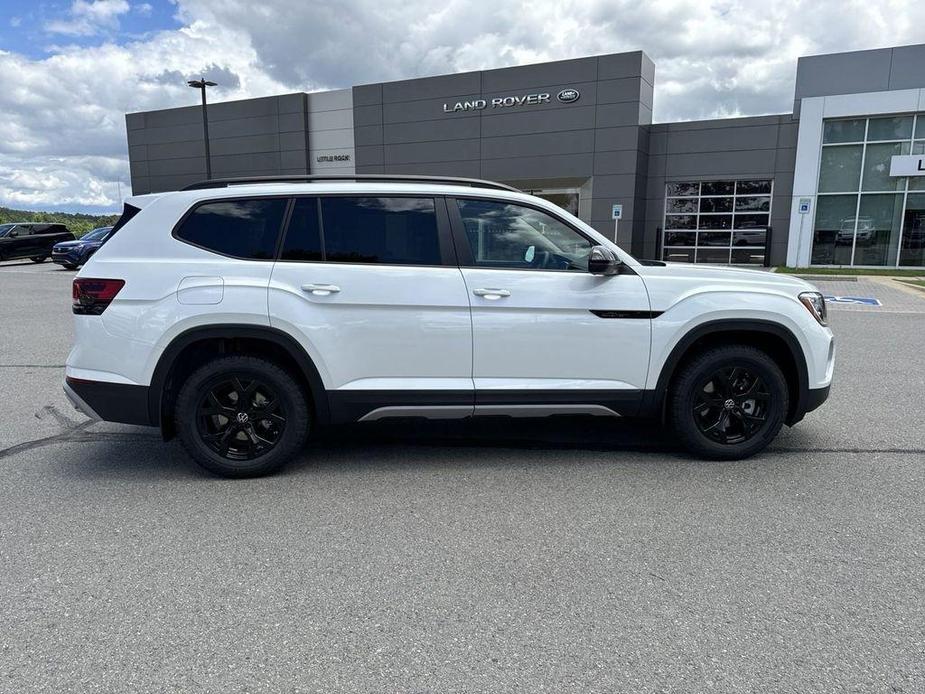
[799,291,827,326]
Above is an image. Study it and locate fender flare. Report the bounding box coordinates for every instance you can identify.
[148,324,330,429]
[643,318,810,425]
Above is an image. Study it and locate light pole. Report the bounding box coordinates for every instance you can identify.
[187,78,217,179]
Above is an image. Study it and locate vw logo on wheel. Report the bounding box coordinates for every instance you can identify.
[236,412,250,424]
[557,88,580,103]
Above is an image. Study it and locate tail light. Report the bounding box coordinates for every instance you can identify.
[73,278,125,315]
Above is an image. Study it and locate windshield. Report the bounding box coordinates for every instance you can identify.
[83,227,112,241]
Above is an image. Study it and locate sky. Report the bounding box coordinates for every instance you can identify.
[0,0,924,214]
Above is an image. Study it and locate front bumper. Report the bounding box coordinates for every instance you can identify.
[52,250,82,266]
[64,377,153,426]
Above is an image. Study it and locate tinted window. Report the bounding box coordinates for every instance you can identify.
[320,197,440,265]
[456,199,592,271]
[175,199,286,260]
[280,198,323,261]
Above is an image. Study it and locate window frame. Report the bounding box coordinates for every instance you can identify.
[446,195,601,273]
[171,195,293,262]
[275,193,458,268]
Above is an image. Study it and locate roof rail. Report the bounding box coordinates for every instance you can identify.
[181,174,520,193]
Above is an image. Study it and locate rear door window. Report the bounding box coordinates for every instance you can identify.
[175,198,287,260]
[319,197,441,265]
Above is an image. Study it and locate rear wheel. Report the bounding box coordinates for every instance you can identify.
[174,355,310,477]
[31,256,48,263]
[669,345,788,460]
[63,264,78,270]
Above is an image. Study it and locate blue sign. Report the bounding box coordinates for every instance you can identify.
[611,204,623,220]
[824,295,881,306]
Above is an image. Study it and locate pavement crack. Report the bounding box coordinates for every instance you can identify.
[0,364,66,368]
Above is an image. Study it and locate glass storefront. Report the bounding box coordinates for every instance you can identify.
[812,114,925,266]
[661,179,772,264]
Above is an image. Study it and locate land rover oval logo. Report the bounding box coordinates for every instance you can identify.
[557,88,580,103]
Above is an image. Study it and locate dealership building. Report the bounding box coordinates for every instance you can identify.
[126,43,925,268]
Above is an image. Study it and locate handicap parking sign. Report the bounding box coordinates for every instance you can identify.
[824,295,881,306]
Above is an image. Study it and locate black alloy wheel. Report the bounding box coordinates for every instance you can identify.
[669,345,788,460]
[174,355,310,477]
[692,366,770,445]
[196,376,286,461]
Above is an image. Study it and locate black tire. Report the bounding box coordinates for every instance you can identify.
[63,264,78,270]
[31,256,48,263]
[669,345,788,460]
[174,355,310,477]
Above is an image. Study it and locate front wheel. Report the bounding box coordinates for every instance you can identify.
[669,345,788,460]
[174,355,310,477]
[31,256,48,263]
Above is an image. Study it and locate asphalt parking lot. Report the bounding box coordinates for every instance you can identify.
[1,259,923,693]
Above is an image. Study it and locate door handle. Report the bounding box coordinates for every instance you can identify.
[301,283,341,296]
[472,288,511,300]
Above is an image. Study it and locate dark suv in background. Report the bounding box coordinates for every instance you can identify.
[0,223,75,263]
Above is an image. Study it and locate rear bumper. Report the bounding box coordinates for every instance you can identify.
[64,377,154,426]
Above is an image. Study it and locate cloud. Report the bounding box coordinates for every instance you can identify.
[46,0,131,37]
[3,0,925,212]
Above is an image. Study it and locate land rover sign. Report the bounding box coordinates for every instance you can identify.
[442,88,580,113]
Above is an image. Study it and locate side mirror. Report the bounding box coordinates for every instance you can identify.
[587,245,621,276]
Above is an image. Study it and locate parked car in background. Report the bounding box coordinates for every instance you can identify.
[52,226,113,269]
[0,223,75,263]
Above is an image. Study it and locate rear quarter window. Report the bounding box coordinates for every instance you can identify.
[174,198,287,260]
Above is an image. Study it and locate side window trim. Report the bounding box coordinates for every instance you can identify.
[275,193,458,268]
[171,195,291,261]
[446,195,598,272]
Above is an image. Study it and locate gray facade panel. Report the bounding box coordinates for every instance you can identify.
[208,97,279,122]
[664,149,778,177]
[352,84,382,107]
[597,52,645,81]
[597,78,645,105]
[384,118,481,145]
[382,73,481,103]
[479,106,596,137]
[480,153,594,181]
[277,112,306,133]
[125,112,145,131]
[595,102,644,128]
[384,139,481,165]
[144,140,206,161]
[355,145,384,166]
[593,150,641,176]
[354,124,384,147]
[147,156,205,177]
[209,133,280,157]
[480,57,598,92]
[140,106,202,129]
[794,47,893,100]
[387,160,482,177]
[594,126,642,153]
[888,44,925,90]
[277,93,305,114]
[383,98,481,124]
[667,124,781,154]
[208,116,280,139]
[480,130,596,160]
[354,104,384,128]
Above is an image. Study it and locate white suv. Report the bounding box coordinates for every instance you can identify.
[65,175,834,477]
